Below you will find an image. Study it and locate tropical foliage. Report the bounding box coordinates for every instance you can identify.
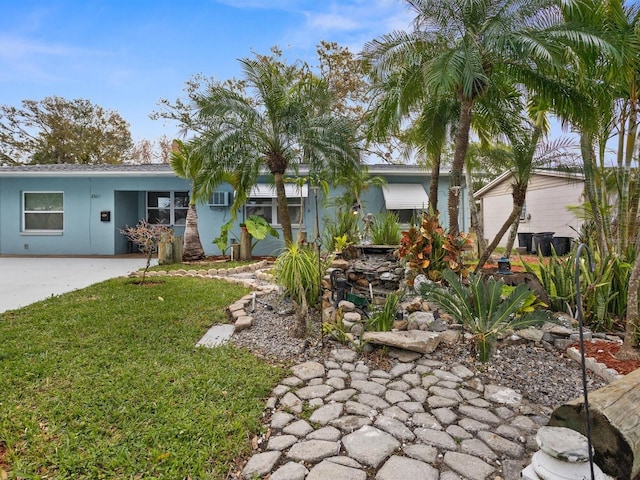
[420,269,551,361]
[368,292,401,332]
[169,139,206,261]
[371,211,401,245]
[189,53,361,246]
[398,211,471,283]
[363,0,604,237]
[274,244,332,337]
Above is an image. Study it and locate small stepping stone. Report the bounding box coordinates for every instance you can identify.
[306,459,366,480]
[377,455,438,480]
[241,451,281,479]
[196,324,234,347]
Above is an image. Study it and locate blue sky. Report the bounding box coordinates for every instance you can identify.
[0,0,412,143]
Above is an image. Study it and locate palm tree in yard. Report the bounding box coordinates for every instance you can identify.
[363,0,608,236]
[193,55,361,246]
[169,139,206,261]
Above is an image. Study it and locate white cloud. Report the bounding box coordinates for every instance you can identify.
[0,36,83,59]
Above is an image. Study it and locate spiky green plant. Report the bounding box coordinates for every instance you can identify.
[420,269,551,361]
[368,291,401,332]
[371,211,401,245]
[274,244,332,337]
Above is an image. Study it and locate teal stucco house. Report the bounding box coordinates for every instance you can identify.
[0,164,467,257]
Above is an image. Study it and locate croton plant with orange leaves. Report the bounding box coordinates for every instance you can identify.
[397,211,472,284]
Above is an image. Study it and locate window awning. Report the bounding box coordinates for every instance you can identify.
[382,184,429,210]
[249,184,308,198]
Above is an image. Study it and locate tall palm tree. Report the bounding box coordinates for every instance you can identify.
[169,140,206,261]
[194,55,361,245]
[363,0,606,236]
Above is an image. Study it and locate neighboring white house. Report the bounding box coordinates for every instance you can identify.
[474,169,585,251]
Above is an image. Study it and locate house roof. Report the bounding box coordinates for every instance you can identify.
[0,163,175,177]
[0,163,442,178]
[474,169,584,199]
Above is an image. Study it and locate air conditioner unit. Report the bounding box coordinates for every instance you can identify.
[209,191,230,207]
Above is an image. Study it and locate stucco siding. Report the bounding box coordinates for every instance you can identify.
[0,165,467,256]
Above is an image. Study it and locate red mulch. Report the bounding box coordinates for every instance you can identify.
[568,340,640,375]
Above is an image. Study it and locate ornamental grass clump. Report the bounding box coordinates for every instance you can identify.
[420,268,551,361]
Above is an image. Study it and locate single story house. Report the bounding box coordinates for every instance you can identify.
[474,169,585,250]
[0,163,468,257]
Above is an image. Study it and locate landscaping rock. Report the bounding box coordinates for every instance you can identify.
[362,330,442,354]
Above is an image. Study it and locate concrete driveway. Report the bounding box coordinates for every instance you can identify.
[0,256,155,313]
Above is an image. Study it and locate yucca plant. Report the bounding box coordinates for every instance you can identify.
[420,269,551,361]
[274,244,332,337]
[521,250,575,314]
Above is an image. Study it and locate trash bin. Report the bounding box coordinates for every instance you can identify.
[552,236,572,256]
[518,232,534,253]
[533,232,555,256]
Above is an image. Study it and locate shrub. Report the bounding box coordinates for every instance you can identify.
[420,269,551,361]
[274,244,332,337]
[397,211,471,283]
[120,220,174,284]
[322,209,360,251]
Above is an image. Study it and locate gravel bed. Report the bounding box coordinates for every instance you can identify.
[230,292,607,412]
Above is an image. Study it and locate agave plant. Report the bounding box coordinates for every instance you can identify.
[420,269,551,361]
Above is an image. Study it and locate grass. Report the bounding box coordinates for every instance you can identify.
[147,260,255,272]
[0,276,284,479]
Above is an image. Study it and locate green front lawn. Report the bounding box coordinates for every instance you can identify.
[0,277,284,479]
[147,260,254,272]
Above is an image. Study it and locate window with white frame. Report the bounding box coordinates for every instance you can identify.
[22,191,64,232]
[245,184,306,226]
[147,191,189,226]
[245,197,302,225]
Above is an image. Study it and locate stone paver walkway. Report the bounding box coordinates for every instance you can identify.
[241,348,545,480]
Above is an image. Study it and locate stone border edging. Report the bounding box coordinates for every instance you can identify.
[566,346,624,383]
[129,259,278,333]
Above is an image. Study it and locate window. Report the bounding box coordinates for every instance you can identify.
[245,197,302,226]
[147,191,189,226]
[23,192,64,232]
[245,184,307,226]
[382,184,429,225]
[390,209,420,225]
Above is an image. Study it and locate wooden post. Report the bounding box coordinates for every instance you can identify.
[158,242,173,265]
[548,367,640,479]
[172,236,183,263]
[240,226,251,261]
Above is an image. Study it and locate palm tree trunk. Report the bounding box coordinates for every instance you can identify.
[182,204,205,261]
[581,133,609,256]
[465,159,487,259]
[448,98,473,236]
[474,184,526,273]
[428,150,441,212]
[275,172,294,245]
[504,221,519,257]
[617,222,640,360]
